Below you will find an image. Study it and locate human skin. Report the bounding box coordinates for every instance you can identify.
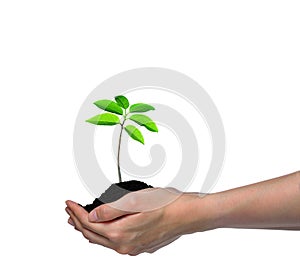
[65,171,300,255]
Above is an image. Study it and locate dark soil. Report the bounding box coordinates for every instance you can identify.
[81,180,153,213]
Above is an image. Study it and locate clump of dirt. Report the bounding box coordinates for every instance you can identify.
[82,180,153,213]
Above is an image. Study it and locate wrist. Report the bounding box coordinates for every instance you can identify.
[187,191,233,231]
[194,192,226,231]
[167,192,223,236]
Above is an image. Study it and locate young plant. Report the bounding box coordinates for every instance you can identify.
[86,95,158,183]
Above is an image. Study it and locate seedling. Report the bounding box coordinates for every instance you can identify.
[86,95,158,183]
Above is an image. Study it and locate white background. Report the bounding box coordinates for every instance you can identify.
[0,1,299,276]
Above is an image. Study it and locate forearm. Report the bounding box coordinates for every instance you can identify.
[210,171,300,230]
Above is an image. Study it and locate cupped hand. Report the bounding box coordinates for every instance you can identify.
[65,188,215,255]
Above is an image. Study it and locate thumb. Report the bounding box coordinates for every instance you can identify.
[88,187,180,222]
[88,189,154,222]
[88,202,136,223]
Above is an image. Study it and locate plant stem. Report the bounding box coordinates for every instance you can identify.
[117,123,124,183]
[117,113,127,183]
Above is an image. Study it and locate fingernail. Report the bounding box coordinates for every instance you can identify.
[89,211,98,222]
[68,218,74,226]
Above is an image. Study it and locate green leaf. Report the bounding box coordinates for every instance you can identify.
[125,125,144,144]
[94,100,123,115]
[129,114,158,132]
[129,103,155,113]
[86,113,120,125]
[115,95,129,109]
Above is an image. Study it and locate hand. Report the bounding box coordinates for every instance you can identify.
[65,188,217,255]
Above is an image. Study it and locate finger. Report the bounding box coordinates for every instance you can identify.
[65,201,88,227]
[88,203,137,223]
[83,228,114,249]
[66,207,82,231]
[66,200,109,237]
[66,208,113,249]
[68,217,74,226]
